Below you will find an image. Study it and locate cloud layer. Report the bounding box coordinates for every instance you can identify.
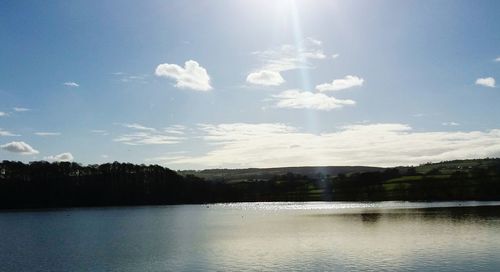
[155,60,212,91]
[153,123,500,168]
[1,141,39,155]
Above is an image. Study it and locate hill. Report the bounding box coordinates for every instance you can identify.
[178,166,384,183]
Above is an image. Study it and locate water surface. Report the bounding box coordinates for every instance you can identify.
[1,201,500,271]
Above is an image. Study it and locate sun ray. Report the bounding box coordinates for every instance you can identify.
[290,0,319,134]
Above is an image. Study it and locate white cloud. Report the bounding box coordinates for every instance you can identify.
[254,43,326,72]
[13,107,30,112]
[122,75,148,83]
[164,125,187,135]
[0,129,19,137]
[316,75,364,92]
[1,141,39,155]
[63,82,79,87]
[475,77,496,88]
[247,39,327,86]
[0,112,6,117]
[35,132,61,136]
[122,123,156,131]
[494,57,500,62]
[307,37,322,46]
[442,122,460,126]
[114,133,182,145]
[113,73,149,84]
[155,60,212,91]
[154,123,500,169]
[114,124,185,145]
[145,151,189,164]
[91,129,109,136]
[331,54,340,59]
[246,70,285,86]
[44,152,74,162]
[272,90,355,111]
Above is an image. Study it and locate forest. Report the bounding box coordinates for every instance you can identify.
[1,158,500,209]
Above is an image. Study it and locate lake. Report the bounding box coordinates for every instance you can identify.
[1,201,500,271]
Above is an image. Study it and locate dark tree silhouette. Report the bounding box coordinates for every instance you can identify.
[1,159,499,209]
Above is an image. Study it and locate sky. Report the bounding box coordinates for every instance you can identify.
[1,0,500,169]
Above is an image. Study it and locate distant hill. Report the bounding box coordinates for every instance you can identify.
[413,158,500,174]
[179,158,500,183]
[178,166,384,183]
[332,158,500,201]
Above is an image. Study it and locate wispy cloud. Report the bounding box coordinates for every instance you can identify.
[35,132,61,136]
[113,72,149,84]
[91,129,109,136]
[44,152,74,162]
[0,128,19,137]
[306,37,322,46]
[494,57,500,62]
[255,43,326,72]
[163,125,187,135]
[13,107,30,112]
[1,141,39,155]
[331,54,340,59]
[475,77,496,88]
[442,122,460,126]
[121,123,156,131]
[247,38,327,86]
[156,123,500,168]
[114,123,185,145]
[114,133,182,145]
[145,151,189,164]
[155,60,212,91]
[0,112,6,117]
[316,75,364,92]
[271,89,355,111]
[63,82,79,87]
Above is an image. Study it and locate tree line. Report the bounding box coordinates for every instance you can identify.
[0,161,318,209]
[1,159,500,209]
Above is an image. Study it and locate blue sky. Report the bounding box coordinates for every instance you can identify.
[1,0,499,169]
